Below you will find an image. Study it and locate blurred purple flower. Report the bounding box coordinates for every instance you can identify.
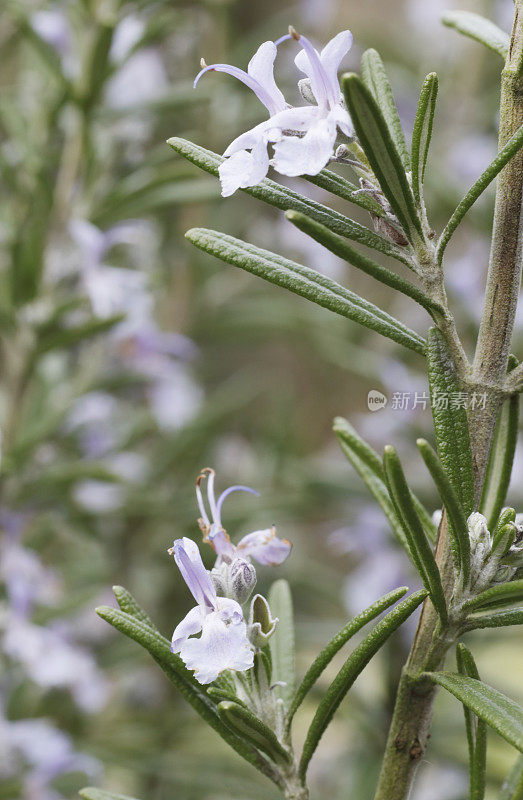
[2,616,109,712]
[0,711,100,800]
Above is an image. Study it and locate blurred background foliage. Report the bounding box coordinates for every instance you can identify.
[0,0,521,798]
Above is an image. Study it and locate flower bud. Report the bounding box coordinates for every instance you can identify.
[248,594,278,648]
[467,512,491,550]
[230,557,257,604]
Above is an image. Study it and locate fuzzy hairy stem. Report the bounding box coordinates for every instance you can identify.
[471,0,523,479]
[374,7,523,799]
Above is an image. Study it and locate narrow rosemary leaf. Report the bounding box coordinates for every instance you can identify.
[499,755,523,800]
[342,73,422,241]
[492,521,516,559]
[96,606,276,779]
[286,586,408,728]
[426,328,475,514]
[334,416,437,544]
[305,169,387,217]
[268,579,295,708]
[285,210,442,314]
[113,585,159,631]
[437,123,523,263]
[465,608,523,630]
[336,429,412,555]
[425,672,523,753]
[207,687,250,711]
[411,73,439,203]
[299,590,427,779]
[416,438,470,580]
[168,137,411,264]
[361,48,411,171]
[480,393,519,530]
[457,644,487,800]
[383,446,447,621]
[463,580,523,612]
[217,701,292,765]
[442,11,510,59]
[186,228,426,355]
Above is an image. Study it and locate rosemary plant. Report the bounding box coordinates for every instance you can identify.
[85,5,523,800]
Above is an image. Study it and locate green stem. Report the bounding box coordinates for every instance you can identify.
[471,0,523,479]
[374,7,523,798]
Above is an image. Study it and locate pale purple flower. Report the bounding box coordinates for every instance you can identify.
[196,468,291,566]
[2,618,109,712]
[169,537,254,684]
[0,713,100,800]
[194,29,353,196]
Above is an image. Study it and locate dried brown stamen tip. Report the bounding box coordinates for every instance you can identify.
[288,25,300,41]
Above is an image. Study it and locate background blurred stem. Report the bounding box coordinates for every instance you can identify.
[373,5,523,799]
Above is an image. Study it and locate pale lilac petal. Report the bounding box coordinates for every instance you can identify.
[247,41,287,114]
[194,61,280,116]
[207,527,236,560]
[172,537,216,609]
[294,35,332,109]
[319,31,353,103]
[237,528,292,566]
[222,106,316,160]
[272,115,337,176]
[219,141,270,197]
[171,605,204,652]
[329,104,353,137]
[179,600,253,684]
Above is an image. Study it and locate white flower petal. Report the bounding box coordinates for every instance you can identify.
[272,115,337,176]
[319,31,353,103]
[219,139,270,197]
[171,605,205,652]
[237,528,291,566]
[172,537,216,608]
[247,41,286,114]
[179,601,253,684]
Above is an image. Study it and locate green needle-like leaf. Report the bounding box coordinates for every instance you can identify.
[96,604,278,781]
[168,137,410,264]
[425,672,523,753]
[186,228,426,355]
[465,608,523,630]
[361,49,410,171]
[480,393,519,530]
[437,123,523,263]
[442,11,510,60]
[112,585,159,631]
[334,417,437,551]
[383,446,447,621]
[457,644,487,800]
[416,438,470,580]
[285,210,442,313]
[499,755,523,800]
[426,328,475,514]
[342,73,422,241]
[286,586,408,729]
[463,580,523,612]
[411,73,439,204]
[268,579,295,708]
[299,589,427,779]
[217,701,292,765]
